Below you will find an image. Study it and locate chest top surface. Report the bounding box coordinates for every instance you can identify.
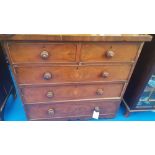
[0,34,152,42]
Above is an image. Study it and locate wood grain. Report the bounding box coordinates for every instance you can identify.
[7,42,77,64]
[15,64,132,85]
[25,100,120,120]
[1,34,151,120]
[0,34,152,41]
[21,83,124,104]
[81,42,140,62]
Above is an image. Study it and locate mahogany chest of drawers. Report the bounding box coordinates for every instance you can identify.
[0,34,152,120]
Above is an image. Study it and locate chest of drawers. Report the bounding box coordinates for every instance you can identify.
[0,34,152,120]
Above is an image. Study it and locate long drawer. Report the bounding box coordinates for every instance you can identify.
[21,83,124,103]
[25,100,120,120]
[15,64,132,85]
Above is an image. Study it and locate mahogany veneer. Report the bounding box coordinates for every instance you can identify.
[15,64,132,85]
[21,83,124,104]
[0,34,152,120]
[25,100,121,121]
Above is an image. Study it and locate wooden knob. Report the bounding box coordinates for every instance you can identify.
[40,51,49,59]
[96,89,104,95]
[48,109,55,117]
[43,72,52,80]
[94,107,100,112]
[47,91,54,98]
[101,72,109,78]
[106,50,115,58]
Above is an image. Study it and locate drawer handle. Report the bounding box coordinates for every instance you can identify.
[106,50,115,58]
[96,89,104,95]
[94,106,100,112]
[47,91,54,98]
[48,109,55,117]
[43,72,52,80]
[40,51,49,59]
[101,72,109,78]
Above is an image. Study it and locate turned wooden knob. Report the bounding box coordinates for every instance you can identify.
[40,51,49,59]
[96,89,104,95]
[47,91,54,98]
[106,50,115,58]
[48,109,55,117]
[43,72,52,80]
[94,106,100,112]
[101,72,109,78]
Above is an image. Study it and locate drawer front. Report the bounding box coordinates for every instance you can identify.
[81,42,140,62]
[21,83,124,103]
[16,65,131,85]
[25,100,120,120]
[7,43,77,64]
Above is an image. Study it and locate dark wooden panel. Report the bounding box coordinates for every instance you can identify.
[123,34,155,111]
[0,43,16,120]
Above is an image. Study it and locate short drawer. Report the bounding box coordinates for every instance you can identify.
[81,42,140,62]
[15,64,132,85]
[24,100,120,120]
[7,43,77,64]
[21,83,124,104]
